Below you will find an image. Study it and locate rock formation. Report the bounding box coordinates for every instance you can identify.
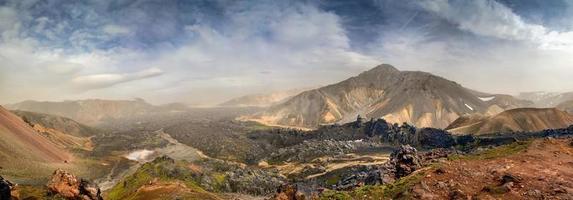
[46,169,102,200]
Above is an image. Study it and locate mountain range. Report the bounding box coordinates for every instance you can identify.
[445,108,573,135]
[5,98,188,126]
[244,64,532,129]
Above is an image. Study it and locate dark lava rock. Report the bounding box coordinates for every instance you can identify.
[500,173,522,184]
[0,176,14,200]
[417,128,456,148]
[390,145,422,179]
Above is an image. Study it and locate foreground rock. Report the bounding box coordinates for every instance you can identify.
[47,169,102,200]
[268,184,307,200]
[0,176,15,200]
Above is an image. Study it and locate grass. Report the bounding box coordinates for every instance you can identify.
[449,140,532,161]
[320,171,427,200]
[106,157,220,200]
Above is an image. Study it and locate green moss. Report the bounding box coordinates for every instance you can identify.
[320,171,426,200]
[325,176,341,186]
[450,140,531,161]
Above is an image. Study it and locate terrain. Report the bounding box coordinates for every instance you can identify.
[446,108,573,135]
[322,137,573,200]
[518,91,573,107]
[245,64,531,129]
[6,98,188,126]
[0,105,74,182]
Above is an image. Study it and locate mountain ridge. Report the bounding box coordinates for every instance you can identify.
[244,64,532,129]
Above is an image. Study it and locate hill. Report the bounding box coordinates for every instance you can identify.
[557,100,573,114]
[517,91,573,107]
[244,64,531,129]
[219,87,312,107]
[0,106,73,181]
[5,98,188,126]
[446,108,573,134]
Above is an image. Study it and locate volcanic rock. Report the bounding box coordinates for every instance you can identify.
[390,145,422,179]
[46,169,102,200]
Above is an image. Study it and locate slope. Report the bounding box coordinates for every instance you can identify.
[446,108,573,134]
[245,64,531,129]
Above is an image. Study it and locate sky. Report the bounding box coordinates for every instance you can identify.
[1,0,573,105]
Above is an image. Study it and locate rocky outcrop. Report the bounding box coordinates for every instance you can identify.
[46,169,102,200]
[268,184,306,200]
[389,145,422,179]
[0,176,14,200]
[332,145,422,190]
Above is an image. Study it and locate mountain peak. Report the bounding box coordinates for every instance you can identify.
[366,64,400,74]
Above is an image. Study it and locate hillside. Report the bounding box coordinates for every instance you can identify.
[244,64,531,129]
[219,87,312,107]
[0,106,73,181]
[557,100,573,114]
[5,98,188,126]
[518,91,573,107]
[446,108,573,134]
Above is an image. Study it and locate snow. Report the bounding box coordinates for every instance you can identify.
[465,103,474,111]
[125,149,155,162]
[478,96,495,101]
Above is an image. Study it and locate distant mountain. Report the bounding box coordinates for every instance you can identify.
[557,100,573,114]
[244,64,532,129]
[219,87,314,107]
[517,91,573,107]
[5,98,188,126]
[446,108,573,135]
[0,106,72,179]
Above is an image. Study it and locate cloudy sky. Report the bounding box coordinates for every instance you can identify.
[1,0,572,105]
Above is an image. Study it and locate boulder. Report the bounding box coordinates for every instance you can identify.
[269,184,306,200]
[47,169,102,200]
[390,145,422,179]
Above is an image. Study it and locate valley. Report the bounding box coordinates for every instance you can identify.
[2,64,573,200]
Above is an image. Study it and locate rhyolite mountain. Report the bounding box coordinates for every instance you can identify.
[244,64,532,129]
[518,91,573,107]
[5,98,188,126]
[446,108,573,135]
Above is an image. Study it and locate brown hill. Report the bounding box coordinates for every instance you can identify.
[5,98,187,126]
[244,64,531,129]
[446,108,573,134]
[0,106,73,181]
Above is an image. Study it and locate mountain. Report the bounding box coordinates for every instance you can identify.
[557,100,573,114]
[243,64,532,129]
[0,106,72,179]
[5,98,188,126]
[517,91,573,107]
[446,108,573,134]
[219,87,313,107]
[11,110,100,151]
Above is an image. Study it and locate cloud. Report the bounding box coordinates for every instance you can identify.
[102,24,131,36]
[418,0,573,51]
[71,67,163,90]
